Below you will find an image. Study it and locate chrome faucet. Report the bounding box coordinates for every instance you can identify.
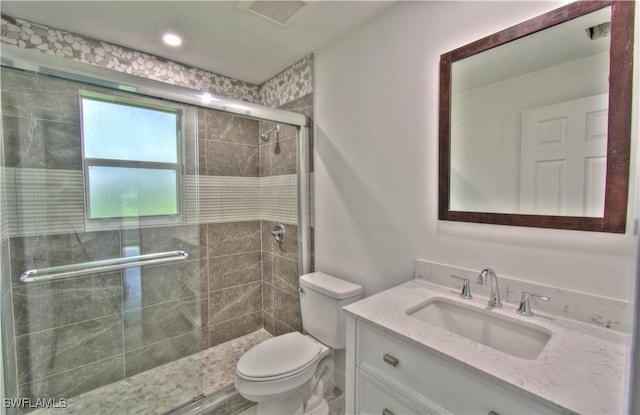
[476,268,502,307]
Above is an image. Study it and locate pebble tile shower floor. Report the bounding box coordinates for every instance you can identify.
[30,330,271,414]
[28,329,345,415]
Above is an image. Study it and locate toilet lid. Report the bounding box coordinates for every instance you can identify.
[237,332,322,379]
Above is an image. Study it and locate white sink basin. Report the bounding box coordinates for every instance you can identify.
[407,298,551,360]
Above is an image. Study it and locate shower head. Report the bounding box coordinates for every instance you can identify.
[260,124,280,142]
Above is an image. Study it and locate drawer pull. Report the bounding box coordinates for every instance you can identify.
[382,409,395,415]
[383,353,399,367]
[488,411,500,415]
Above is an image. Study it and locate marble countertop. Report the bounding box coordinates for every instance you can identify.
[343,278,628,414]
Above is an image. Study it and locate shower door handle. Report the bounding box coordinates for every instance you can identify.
[20,250,190,283]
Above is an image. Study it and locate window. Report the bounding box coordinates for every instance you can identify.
[80,91,182,221]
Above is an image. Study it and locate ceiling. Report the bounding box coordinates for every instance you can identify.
[0,1,395,85]
[453,6,610,92]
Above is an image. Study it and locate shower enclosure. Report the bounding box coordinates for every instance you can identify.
[0,45,311,414]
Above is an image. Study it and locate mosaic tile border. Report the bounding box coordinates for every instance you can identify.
[1,15,315,108]
[0,15,261,103]
[259,54,314,108]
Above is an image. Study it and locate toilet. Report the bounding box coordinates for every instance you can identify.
[234,272,363,415]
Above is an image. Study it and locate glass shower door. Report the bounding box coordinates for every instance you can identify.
[1,44,311,414]
[0,67,204,414]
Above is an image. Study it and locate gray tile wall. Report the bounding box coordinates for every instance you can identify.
[197,109,263,348]
[2,238,18,411]
[0,68,268,402]
[262,221,302,335]
[260,93,314,336]
[1,103,18,412]
[198,109,259,177]
[7,227,204,400]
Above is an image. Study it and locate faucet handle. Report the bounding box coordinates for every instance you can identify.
[449,275,473,299]
[517,291,550,316]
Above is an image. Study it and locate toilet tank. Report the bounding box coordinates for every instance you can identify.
[299,272,363,349]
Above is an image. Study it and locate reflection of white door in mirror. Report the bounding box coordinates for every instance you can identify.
[520,94,608,217]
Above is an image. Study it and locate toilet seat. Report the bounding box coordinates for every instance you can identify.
[237,332,323,381]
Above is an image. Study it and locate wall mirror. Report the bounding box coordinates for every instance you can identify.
[439,1,634,232]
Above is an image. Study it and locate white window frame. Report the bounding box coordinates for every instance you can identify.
[80,90,186,229]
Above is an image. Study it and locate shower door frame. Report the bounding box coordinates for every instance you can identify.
[0,44,313,276]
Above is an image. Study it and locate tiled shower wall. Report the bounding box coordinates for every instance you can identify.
[1,70,195,400]
[1,12,314,403]
[1,166,17,402]
[260,94,314,336]
[197,110,262,347]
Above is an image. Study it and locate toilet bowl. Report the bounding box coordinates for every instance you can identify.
[234,332,332,414]
[234,272,363,415]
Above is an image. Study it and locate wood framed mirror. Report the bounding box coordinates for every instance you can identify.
[439,1,634,233]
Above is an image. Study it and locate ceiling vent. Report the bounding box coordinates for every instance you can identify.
[238,1,307,27]
[585,21,611,40]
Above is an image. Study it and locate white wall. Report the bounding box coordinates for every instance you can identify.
[314,1,638,301]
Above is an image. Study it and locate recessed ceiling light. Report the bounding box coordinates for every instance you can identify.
[162,33,182,47]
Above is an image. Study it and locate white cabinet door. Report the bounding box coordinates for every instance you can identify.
[520,94,608,216]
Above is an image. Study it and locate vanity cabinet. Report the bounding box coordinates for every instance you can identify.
[346,317,567,415]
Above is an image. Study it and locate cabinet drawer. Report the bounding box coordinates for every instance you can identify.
[357,369,432,415]
[358,323,563,415]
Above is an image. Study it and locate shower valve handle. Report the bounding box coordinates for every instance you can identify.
[271,223,286,244]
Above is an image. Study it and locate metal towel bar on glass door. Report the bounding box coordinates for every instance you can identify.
[20,250,190,283]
